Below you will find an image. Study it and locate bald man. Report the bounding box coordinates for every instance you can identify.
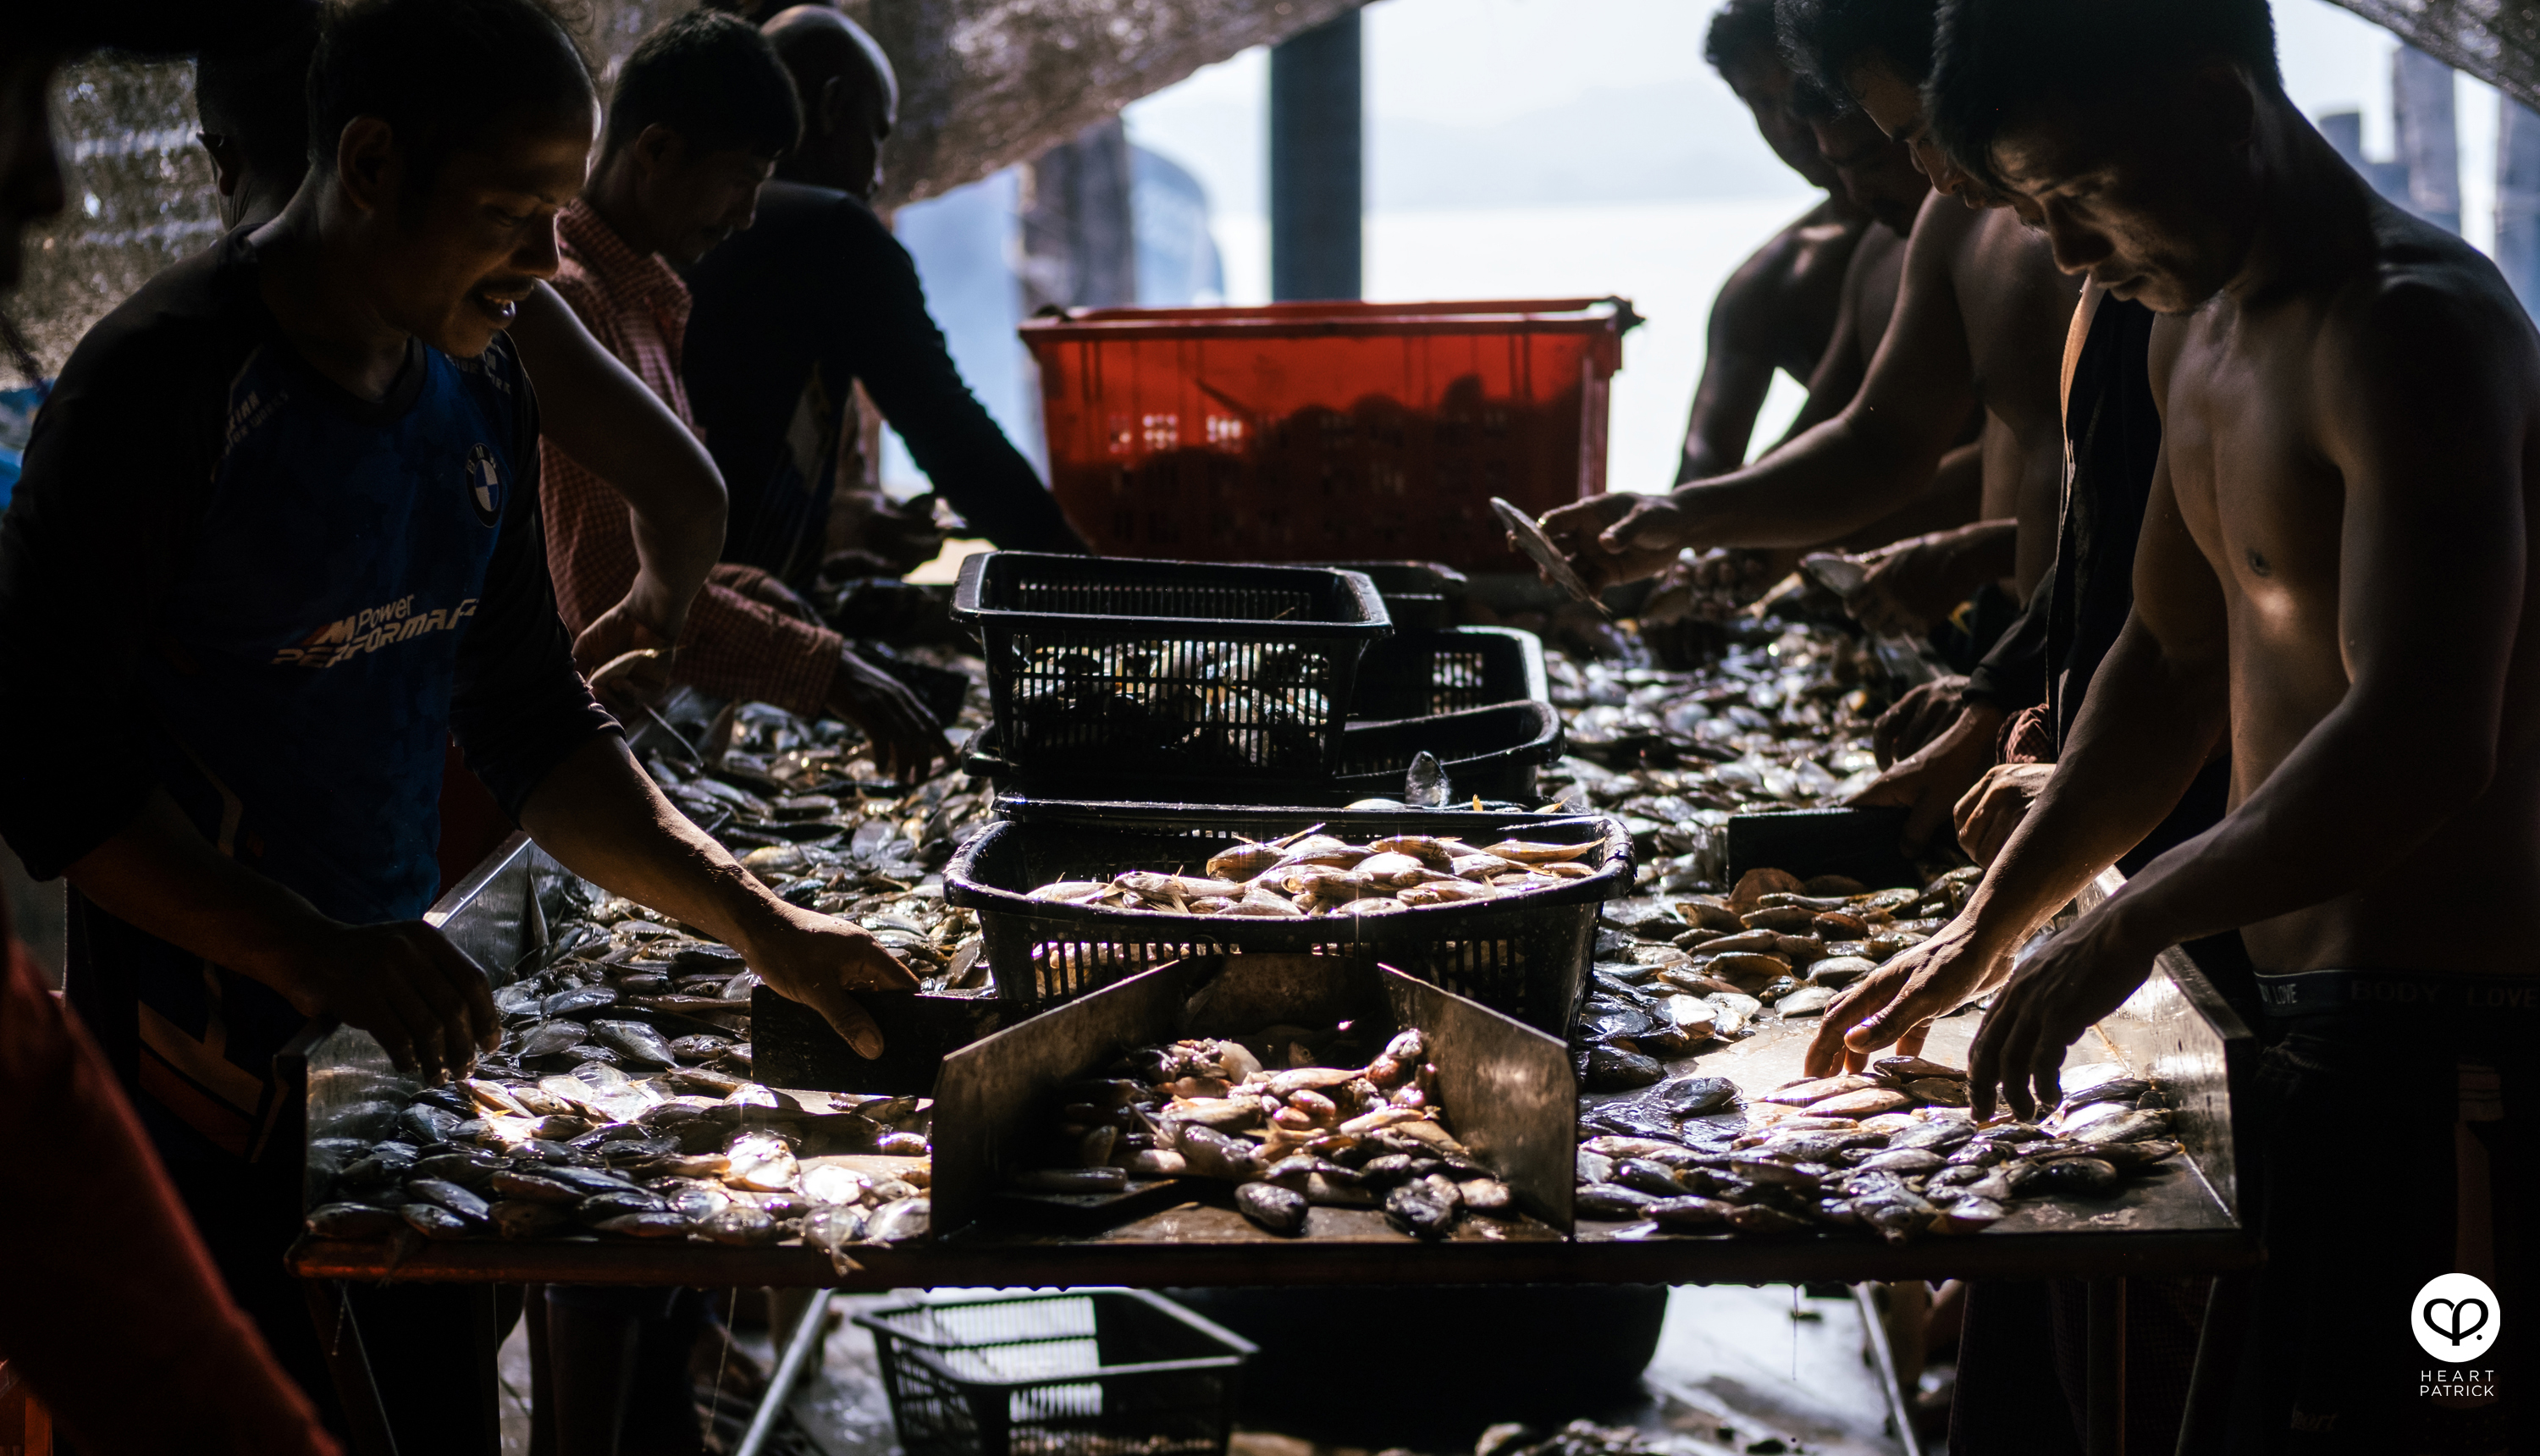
[682,4,1089,584]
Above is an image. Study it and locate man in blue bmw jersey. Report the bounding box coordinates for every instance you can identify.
[0,0,911,1443]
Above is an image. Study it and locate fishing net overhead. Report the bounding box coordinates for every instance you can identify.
[2332,0,2540,111]
[10,0,1361,376]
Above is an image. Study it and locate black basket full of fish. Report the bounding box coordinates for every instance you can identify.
[950,553,1392,786]
[942,802,1633,1031]
[965,698,1562,808]
[963,622,1556,806]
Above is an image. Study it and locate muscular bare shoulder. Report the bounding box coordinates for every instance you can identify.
[2314,207,2540,453]
[1717,200,1850,319]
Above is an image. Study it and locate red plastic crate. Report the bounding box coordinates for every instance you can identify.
[1022,298,1630,571]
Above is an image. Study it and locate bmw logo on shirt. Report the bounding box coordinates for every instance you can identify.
[465,443,503,527]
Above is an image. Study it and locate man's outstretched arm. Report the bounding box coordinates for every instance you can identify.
[517,735,914,1056]
[1804,443,2230,1076]
[511,282,726,683]
[1543,196,1983,587]
[1971,278,2538,1114]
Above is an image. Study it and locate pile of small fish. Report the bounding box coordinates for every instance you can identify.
[1010,1027,1515,1239]
[301,651,1041,1255]
[1474,1420,1667,1456]
[1023,827,1609,918]
[645,676,998,994]
[1537,621,1897,893]
[305,844,943,1258]
[1571,865,1979,1089]
[1007,640,1338,772]
[1576,1058,2182,1241]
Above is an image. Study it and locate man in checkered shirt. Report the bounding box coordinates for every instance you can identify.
[542,8,941,776]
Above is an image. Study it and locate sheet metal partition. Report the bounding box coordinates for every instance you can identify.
[291,832,566,1210]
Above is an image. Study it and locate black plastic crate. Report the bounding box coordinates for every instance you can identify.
[1332,700,1563,803]
[960,699,1561,807]
[943,802,1632,1030]
[1347,626,1547,721]
[1726,806,1920,890]
[1301,560,1468,631]
[856,1289,1254,1456]
[952,553,1392,784]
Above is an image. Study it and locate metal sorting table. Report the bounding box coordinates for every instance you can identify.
[287,844,2260,1456]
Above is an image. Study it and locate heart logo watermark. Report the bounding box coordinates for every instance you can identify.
[2414,1273,2502,1362]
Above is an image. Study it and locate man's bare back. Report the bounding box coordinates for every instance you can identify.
[1677,196,1871,482]
[1943,199,2072,590]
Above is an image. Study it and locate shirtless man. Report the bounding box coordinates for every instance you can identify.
[1543,0,2075,703]
[1676,0,1871,483]
[1828,0,2540,1445]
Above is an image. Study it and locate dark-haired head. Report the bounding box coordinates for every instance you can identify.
[1930,0,2278,193]
[308,0,594,196]
[1930,0,2283,311]
[197,5,321,229]
[12,0,315,298]
[297,0,598,359]
[1705,0,1836,190]
[587,9,798,264]
[1774,0,1990,203]
[1705,0,1781,81]
[1774,0,1935,104]
[763,6,897,200]
[603,9,801,165]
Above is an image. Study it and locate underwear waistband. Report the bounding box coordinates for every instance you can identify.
[2254,967,2540,1019]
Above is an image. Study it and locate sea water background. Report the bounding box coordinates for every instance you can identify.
[880,0,2483,505]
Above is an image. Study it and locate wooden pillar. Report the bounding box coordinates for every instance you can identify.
[1269,8,1362,301]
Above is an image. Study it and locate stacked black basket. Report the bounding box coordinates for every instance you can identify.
[944,554,1627,1030]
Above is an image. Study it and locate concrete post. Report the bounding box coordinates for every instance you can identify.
[2497,97,2540,312]
[1269,8,1363,301]
[2393,44,2461,234]
[1021,117,1139,312]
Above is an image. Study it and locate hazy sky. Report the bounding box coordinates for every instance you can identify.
[1128,0,2499,240]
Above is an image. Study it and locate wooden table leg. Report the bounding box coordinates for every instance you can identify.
[301,1279,400,1456]
[2085,1277,2128,1456]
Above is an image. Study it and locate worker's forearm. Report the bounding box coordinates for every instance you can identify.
[1958,619,2228,953]
[1925,518,2019,590]
[511,284,727,635]
[1669,408,1952,549]
[1831,441,1987,553]
[621,505,724,641]
[517,734,791,954]
[61,791,340,1009]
